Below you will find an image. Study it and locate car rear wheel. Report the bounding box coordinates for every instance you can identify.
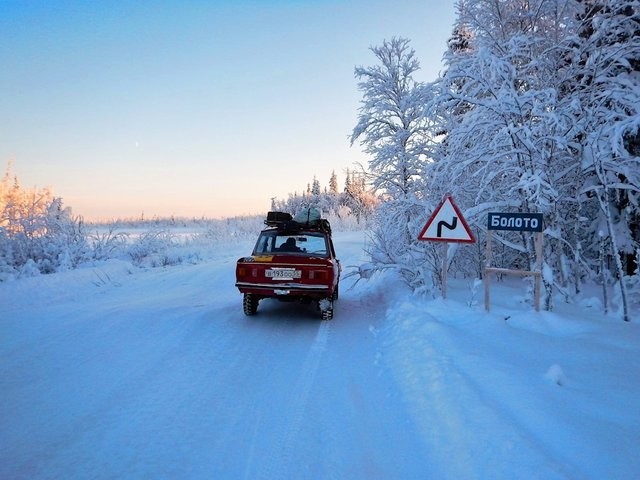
[319,298,334,320]
[243,293,258,316]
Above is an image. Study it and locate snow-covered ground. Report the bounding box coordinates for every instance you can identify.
[1,230,638,479]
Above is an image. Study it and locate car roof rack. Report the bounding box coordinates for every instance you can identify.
[264,211,332,235]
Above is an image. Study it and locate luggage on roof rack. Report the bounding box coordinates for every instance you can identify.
[264,209,332,235]
[294,207,321,225]
[264,211,296,230]
[266,211,292,224]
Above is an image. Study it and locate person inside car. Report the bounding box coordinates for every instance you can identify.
[280,237,301,252]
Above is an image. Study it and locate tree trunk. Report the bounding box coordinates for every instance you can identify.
[598,190,630,321]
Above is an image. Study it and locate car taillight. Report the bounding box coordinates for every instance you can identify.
[237,267,258,278]
[309,270,329,280]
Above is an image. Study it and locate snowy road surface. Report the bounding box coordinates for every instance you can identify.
[1,231,639,479]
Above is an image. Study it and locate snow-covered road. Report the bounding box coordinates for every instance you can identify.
[1,233,424,479]
[2,231,639,479]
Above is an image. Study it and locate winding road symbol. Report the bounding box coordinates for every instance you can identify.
[437,217,458,238]
[418,195,475,243]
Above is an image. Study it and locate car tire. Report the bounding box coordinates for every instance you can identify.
[243,293,258,316]
[321,307,334,321]
[319,298,334,320]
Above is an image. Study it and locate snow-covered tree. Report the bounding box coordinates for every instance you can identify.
[329,170,339,195]
[270,170,377,224]
[348,1,638,317]
[567,0,640,321]
[0,164,89,278]
[352,37,430,202]
[311,176,321,196]
[351,37,436,288]
[423,0,586,308]
[343,170,377,223]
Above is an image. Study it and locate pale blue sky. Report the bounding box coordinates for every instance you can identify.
[1,0,457,220]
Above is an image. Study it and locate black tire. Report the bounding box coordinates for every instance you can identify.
[332,282,339,301]
[322,307,334,321]
[319,298,334,320]
[243,293,258,316]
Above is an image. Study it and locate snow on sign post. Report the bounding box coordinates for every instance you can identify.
[484,212,544,313]
[418,195,475,299]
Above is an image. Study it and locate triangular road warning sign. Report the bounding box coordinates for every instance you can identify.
[418,195,475,243]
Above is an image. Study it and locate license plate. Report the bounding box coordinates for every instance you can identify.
[265,268,301,280]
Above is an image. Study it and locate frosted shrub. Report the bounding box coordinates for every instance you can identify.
[128,230,178,267]
[0,230,17,281]
[200,215,264,243]
[0,167,92,278]
[89,228,128,260]
[360,201,441,295]
[19,258,41,277]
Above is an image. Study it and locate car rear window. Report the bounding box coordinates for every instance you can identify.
[253,231,328,257]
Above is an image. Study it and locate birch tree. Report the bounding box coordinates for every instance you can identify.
[351,37,435,289]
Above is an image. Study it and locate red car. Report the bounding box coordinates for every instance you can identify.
[235,211,341,320]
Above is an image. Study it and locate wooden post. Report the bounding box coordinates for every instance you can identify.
[442,242,449,299]
[485,230,493,312]
[484,212,544,315]
[534,231,543,312]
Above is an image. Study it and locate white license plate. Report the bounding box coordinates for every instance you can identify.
[265,268,301,279]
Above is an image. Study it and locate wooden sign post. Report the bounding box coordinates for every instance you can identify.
[484,212,544,312]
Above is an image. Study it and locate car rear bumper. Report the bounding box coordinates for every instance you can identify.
[235,281,333,297]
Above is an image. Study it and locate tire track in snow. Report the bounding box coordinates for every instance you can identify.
[249,319,333,480]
